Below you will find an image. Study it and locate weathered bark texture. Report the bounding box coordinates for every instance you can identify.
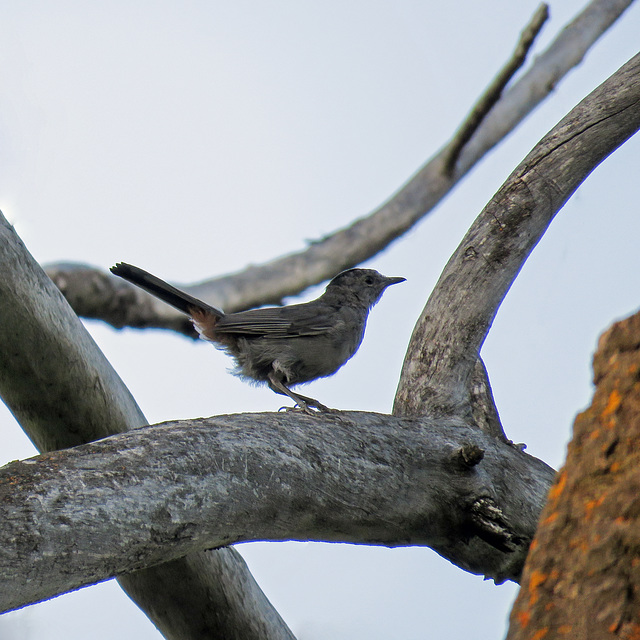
[0,213,295,639]
[120,547,296,640]
[47,0,633,331]
[395,52,640,419]
[0,227,146,451]
[506,309,640,639]
[0,411,555,613]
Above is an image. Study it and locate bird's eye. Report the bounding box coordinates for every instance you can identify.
[364,276,374,285]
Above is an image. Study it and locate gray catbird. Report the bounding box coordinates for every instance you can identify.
[110,263,405,411]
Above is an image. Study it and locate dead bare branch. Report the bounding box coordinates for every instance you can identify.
[0,411,555,613]
[46,0,633,331]
[0,213,295,640]
[443,3,549,175]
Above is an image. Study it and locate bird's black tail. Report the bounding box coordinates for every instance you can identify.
[110,263,223,318]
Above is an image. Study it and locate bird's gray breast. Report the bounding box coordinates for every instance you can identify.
[236,305,366,385]
[282,305,367,384]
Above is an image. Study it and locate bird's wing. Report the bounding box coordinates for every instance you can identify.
[214,303,335,338]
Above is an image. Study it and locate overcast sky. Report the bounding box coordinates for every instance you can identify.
[1,2,639,639]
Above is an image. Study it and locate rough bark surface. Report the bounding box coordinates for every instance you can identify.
[0,213,295,640]
[120,548,296,640]
[0,411,555,613]
[0,227,145,451]
[507,310,640,639]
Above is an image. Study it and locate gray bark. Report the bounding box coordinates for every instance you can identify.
[119,548,296,640]
[0,411,555,613]
[0,229,145,451]
[46,0,634,330]
[0,215,295,638]
[395,51,640,418]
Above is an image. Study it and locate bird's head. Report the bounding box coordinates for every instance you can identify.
[325,268,405,309]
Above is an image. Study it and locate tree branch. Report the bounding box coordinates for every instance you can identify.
[443,3,549,175]
[456,0,636,175]
[119,548,296,640]
[470,358,509,441]
[0,213,295,640]
[0,411,555,613]
[394,52,640,419]
[46,0,632,330]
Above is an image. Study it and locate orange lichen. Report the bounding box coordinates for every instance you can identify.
[602,389,622,428]
[625,623,640,640]
[568,535,589,553]
[604,390,621,414]
[542,512,558,525]
[531,628,549,640]
[529,570,547,589]
[584,493,607,518]
[516,610,531,629]
[548,470,567,502]
[528,570,547,605]
[557,625,573,635]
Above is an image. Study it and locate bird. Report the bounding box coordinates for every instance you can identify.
[110,263,405,412]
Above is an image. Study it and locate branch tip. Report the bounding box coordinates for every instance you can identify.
[452,443,485,468]
[443,2,549,175]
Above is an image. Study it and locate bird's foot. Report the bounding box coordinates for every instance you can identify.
[278,400,335,415]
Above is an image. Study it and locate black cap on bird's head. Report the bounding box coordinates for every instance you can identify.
[325,268,405,308]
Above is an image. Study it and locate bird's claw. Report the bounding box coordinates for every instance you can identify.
[278,401,334,415]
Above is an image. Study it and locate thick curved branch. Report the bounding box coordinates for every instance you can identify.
[47,0,632,331]
[0,411,555,613]
[0,219,146,449]
[0,213,295,640]
[394,52,640,418]
[470,358,508,441]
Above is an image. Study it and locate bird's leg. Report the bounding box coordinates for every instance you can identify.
[267,372,332,414]
[289,391,332,413]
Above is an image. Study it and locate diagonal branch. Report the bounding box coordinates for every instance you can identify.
[46,0,633,330]
[0,213,296,640]
[443,3,549,175]
[394,52,640,419]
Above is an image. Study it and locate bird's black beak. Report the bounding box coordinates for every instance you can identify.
[384,276,406,287]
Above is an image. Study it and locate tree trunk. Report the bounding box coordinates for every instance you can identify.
[507,309,640,638]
